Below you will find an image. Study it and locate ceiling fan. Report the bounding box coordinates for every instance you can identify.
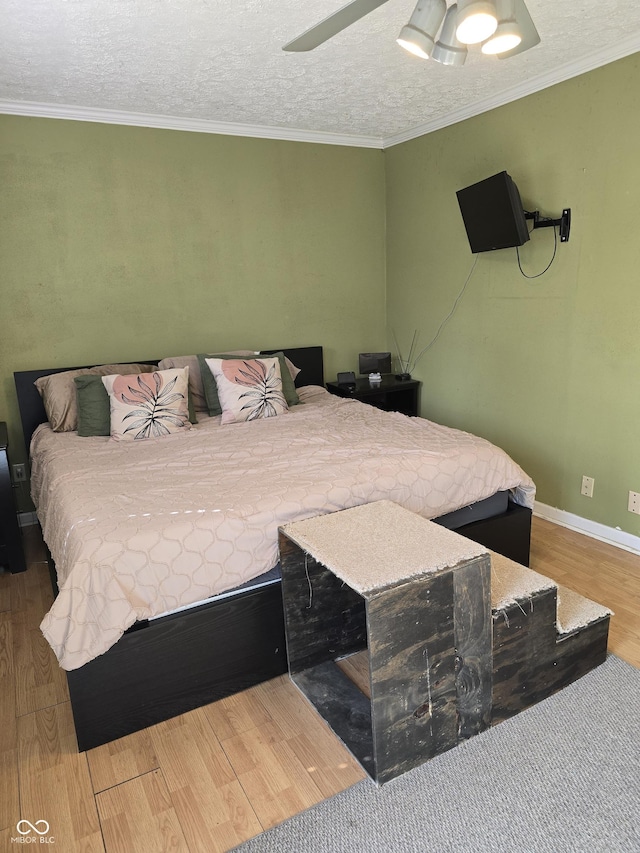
[283,0,540,67]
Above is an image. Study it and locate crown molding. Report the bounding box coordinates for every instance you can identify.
[382,33,640,148]
[0,99,384,149]
[1,35,639,150]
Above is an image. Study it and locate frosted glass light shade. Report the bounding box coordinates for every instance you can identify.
[496,0,540,58]
[455,0,498,44]
[481,0,521,54]
[397,25,434,58]
[482,22,521,53]
[432,5,468,66]
[397,0,447,59]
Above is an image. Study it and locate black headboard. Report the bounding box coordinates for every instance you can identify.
[14,346,324,451]
[261,347,324,388]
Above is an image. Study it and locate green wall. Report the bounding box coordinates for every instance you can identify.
[3,52,639,534]
[0,117,386,502]
[386,53,640,535]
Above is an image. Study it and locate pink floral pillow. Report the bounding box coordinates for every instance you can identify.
[102,367,191,440]
[204,357,288,425]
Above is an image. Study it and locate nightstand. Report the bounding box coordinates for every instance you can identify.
[326,376,420,417]
[0,423,27,573]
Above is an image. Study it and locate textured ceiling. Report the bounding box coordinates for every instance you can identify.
[2,0,640,146]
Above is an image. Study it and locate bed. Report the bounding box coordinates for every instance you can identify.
[14,345,535,750]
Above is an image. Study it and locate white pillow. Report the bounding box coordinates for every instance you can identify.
[102,367,191,440]
[204,357,288,425]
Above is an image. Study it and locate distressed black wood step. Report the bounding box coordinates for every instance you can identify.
[279,501,611,786]
[492,587,609,723]
[293,662,374,778]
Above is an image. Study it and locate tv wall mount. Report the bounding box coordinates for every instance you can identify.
[525,208,571,243]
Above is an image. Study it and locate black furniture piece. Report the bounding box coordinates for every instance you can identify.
[280,503,493,785]
[0,422,26,573]
[14,347,531,751]
[326,375,420,417]
[280,503,608,786]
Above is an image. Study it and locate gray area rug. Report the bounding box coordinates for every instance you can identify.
[234,655,639,852]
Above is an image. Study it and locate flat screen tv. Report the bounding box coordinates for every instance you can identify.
[456,171,530,253]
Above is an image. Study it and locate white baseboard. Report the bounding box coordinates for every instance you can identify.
[534,501,640,557]
[18,511,38,528]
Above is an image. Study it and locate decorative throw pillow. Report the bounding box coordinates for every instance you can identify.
[102,367,191,440]
[76,373,197,436]
[204,357,288,424]
[284,355,301,382]
[259,351,300,408]
[158,351,254,413]
[75,375,112,436]
[198,351,300,416]
[197,352,256,416]
[35,363,156,432]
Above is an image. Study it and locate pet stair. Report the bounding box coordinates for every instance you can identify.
[279,500,611,785]
[490,551,611,722]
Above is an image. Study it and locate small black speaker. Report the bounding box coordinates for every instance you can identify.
[337,371,356,386]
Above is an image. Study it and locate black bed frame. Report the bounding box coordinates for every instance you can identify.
[14,346,531,751]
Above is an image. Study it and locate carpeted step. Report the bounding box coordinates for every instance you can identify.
[490,551,556,612]
[489,550,611,722]
[556,583,612,635]
[490,550,612,633]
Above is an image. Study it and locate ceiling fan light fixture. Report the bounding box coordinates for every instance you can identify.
[397,26,433,58]
[283,0,539,64]
[481,22,521,54]
[397,0,447,60]
[455,0,498,45]
[481,0,521,54]
[496,0,540,58]
[432,5,468,66]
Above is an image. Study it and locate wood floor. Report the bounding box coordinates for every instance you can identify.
[1,517,638,852]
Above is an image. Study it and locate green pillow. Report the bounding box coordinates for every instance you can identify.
[198,352,300,416]
[75,372,197,436]
[75,375,111,436]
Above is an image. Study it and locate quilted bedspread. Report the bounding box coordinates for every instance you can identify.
[32,386,535,670]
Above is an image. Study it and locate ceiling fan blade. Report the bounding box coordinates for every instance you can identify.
[283,0,392,52]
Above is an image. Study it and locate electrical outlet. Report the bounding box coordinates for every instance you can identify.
[12,463,26,482]
[628,491,640,515]
[581,475,594,498]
